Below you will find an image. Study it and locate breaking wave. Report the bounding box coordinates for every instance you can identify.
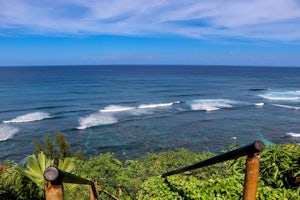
[137,102,175,109]
[286,132,300,138]
[272,104,300,110]
[3,112,51,123]
[188,99,236,112]
[255,102,264,107]
[258,90,300,101]
[77,113,118,130]
[79,102,180,129]
[100,105,135,113]
[0,124,19,141]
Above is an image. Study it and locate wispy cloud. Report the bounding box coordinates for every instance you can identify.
[1,0,300,41]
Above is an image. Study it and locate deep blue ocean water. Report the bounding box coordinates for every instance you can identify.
[0,65,300,162]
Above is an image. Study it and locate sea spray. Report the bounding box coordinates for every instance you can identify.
[3,112,51,123]
[77,113,118,129]
[0,124,19,141]
[188,99,235,112]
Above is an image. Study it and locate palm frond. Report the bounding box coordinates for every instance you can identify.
[58,157,76,173]
[22,152,51,188]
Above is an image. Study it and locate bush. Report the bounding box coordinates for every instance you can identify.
[1,144,300,199]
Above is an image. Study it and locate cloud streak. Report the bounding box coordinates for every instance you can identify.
[1,0,300,41]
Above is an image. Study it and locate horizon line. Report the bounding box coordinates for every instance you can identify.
[0,64,300,68]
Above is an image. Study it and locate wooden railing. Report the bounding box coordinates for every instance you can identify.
[44,166,98,200]
[43,141,265,199]
[162,141,265,200]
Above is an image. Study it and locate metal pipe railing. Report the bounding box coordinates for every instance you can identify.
[44,166,98,200]
[162,141,265,200]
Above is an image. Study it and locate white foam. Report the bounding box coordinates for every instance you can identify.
[258,90,300,101]
[0,124,19,141]
[77,113,118,130]
[255,102,264,107]
[137,102,174,109]
[286,132,300,137]
[100,105,135,113]
[272,104,300,110]
[3,112,51,123]
[129,108,154,115]
[189,99,235,112]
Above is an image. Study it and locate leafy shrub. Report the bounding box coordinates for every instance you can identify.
[259,144,300,188]
[1,144,300,199]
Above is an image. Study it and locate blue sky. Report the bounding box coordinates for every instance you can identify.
[0,0,300,66]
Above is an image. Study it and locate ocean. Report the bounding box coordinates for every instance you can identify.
[0,65,300,162]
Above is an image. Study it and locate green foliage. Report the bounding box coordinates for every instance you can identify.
[55,132,71,159]
[74,152,125,199]
[138,175,300,200]
[0,162,42,200]
[256,186,300,200]
[259,144,300,188]
[18,152,51,190]
[138,144,300,200]
[34,131,84,164]
[76,152,123,179]
[2,144,300,199]
[138,175,244,200]
[0,152,77,200]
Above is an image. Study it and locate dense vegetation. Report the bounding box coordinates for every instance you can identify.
[1,134,300,199]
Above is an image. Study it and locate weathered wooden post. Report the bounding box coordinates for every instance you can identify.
[44,166,98,200]
[45,181,64,200]
[243,154,261,200]
[44,167,64,200]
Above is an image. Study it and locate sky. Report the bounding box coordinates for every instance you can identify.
[0,0,300,67]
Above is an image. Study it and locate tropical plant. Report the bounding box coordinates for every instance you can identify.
[2,144,300,199]
[34,131,84,163]
[0,161,42,200]
[259,143,300,188]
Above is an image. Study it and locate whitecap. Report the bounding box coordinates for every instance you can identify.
[3,112,51,123]
[137,102,174,109]
[129,108,154,116]
[255,102,264,107]
[0,124,19,141]
[272,104,300,110]
[77,113,118,130]
[100,105,135,113]
[188,99,235,112]
[286,132,300,138]
[258,90,300,101]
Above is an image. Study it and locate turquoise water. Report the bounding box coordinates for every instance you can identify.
[0,65,300,161]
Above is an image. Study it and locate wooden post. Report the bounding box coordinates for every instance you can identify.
[90,184,98,200]
[243,155,260,200]
[44,167,98,200]
[45,181,64,200]
[118,186,123,196]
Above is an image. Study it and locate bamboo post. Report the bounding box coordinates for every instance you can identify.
[45,181,64,200]
[243,155,260,200]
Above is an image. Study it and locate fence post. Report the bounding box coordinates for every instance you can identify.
[90,178,98,200]
[44,166,98,200]
[243,155,260,200]
[45,181,64,200]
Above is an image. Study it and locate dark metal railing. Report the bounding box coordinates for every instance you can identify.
[44,166,98,200]
[162,141,265,200]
